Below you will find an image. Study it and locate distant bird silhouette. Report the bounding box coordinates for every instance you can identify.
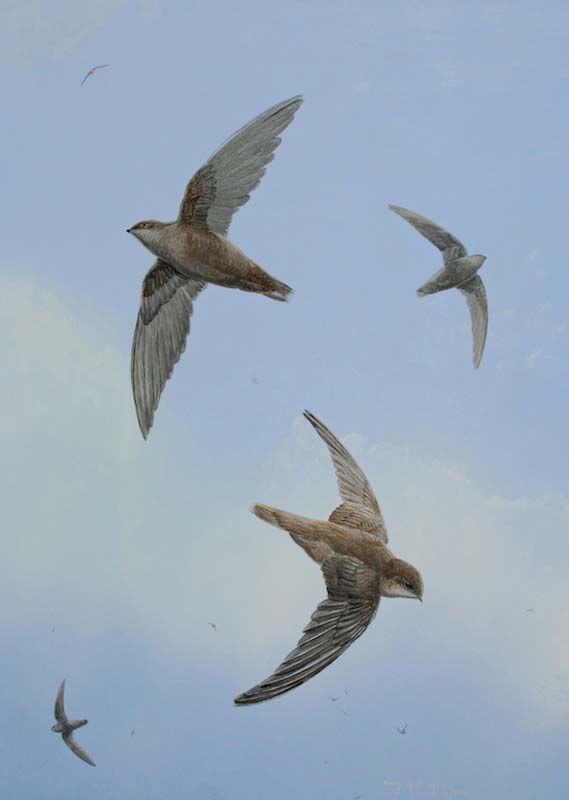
[51,680,95,767]
[397,723,408,735]
[389,204,489,368]
[526,608,535,613]
[80,64,109,86]
[208,622,217,631]
[330,696,339,702]
[130,729,135,737]
[251,375,260,385]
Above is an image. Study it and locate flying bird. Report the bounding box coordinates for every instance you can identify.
[127,95,303,438]
[330,696,339,702]
[389,205,489,368]
[51,680,96,767]
[80,64,109,86]
[234,411,423,705]
[397,723,408,735]
[208,622,217,631]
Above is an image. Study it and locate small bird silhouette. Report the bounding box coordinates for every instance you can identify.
[330,696,339,702]
[127,96,303,438]
[397,723,408,735]
[208,622,217,631]
[526,608,535,613]
[51,680,95,767]
[130,729,135,737]
[389,204,489,368]
[80,64,109,86]
[234,413,423,705]
[251,375,260,385]
[51,627,55,634]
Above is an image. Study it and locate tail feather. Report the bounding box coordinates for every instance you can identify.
[246,262,293,302]
[251,504,327,540]
[263,281,293,302]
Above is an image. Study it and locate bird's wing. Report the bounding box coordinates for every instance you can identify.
[94,64,109,71]
[303,411,387,542]
[389,205,467,263]
[178,96,303,236]
[234,554,380,705]
[80,71,92,86]
[54,680,67,724]
[62,733,96,767]
[131,259,206,439]
[458,275,488,368]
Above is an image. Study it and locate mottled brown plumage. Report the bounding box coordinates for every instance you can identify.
[234,411,423,706]
[127,96,303,438]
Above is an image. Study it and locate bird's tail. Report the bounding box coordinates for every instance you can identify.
[262,279,293,302]
[251,504,327,539]
[246,262,293,302]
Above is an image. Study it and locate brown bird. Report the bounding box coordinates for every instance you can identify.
[234,411,423,705]
[127,96,303,438]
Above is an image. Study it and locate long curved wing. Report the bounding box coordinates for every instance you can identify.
[458,275,488,369]
[234,555,380,705]
[303,411,387,541]
[63,733,96,767]
[178,96,303,236]
[389,205,467,263]
[131,259,206,439]
[54,680,67,724]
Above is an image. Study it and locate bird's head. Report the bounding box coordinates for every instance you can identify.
[381,558,423,601]
[51,723,62,733]
[126,220,165,249]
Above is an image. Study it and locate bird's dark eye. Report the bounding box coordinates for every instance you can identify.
[139,223,146,228]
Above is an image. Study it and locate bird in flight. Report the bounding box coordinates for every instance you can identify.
[80,64,109,86]
[389,205,489,368]
[330,696,339,702]
[127,95,303,438]
[234,411,423,705]
[208,622,217,631]
[397,723,408,735]
[51,680,96,767]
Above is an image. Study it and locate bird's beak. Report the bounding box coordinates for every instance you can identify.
[126,228,131,233]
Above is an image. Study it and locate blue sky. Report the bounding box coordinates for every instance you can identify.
[1,1,568,798]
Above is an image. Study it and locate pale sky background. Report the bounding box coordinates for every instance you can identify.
[1,1,568,798]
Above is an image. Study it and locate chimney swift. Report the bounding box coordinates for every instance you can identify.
[127,96,303,438]
[389,204,489,368]
[51,680,95,767]
[234,411,423,705]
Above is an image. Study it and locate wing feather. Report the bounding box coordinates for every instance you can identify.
[178,96,303,236]
[458,275,488,368]
[63,733,96,767]
[389,205,467,263]
[54,680,67,724]
[131,259,206,438]
[234,555,380,705]
[303,411,387,541]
